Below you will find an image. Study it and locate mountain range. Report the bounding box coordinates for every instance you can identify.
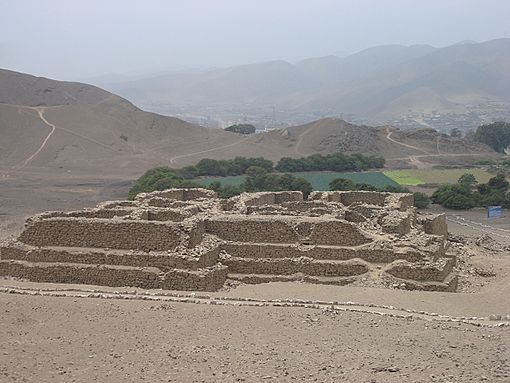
[99,39,510,130]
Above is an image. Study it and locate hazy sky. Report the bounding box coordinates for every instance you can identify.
[1,0,509,80]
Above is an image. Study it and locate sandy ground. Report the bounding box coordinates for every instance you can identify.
[1,170,509,382]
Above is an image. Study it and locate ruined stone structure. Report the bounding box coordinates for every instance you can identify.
[0,188,457,292]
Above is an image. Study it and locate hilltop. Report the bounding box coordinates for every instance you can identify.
[0,68,240,175]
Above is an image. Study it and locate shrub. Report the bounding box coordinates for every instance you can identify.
[413,192,431,209]
[224,124,256,135]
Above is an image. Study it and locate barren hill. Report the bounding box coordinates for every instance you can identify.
[0,69,244,175]
[0,70,497,176]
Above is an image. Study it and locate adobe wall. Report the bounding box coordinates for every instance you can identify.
[309,191,413,210]
[223,257,369,277]
[161,264,228,291]
[205,215,372,246]
[379,210,413,235]
[221,243,425,263]
[0,260,162,289]
[18,218,183,252]
[386,259,455,282]
[1,238,220,271]
[136,188,217,202]
[238,191,303,207]
[0,187,456,292]
[0,260,227,292]
[419,214,448,237]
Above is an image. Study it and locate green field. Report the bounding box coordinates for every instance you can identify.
[199,171,398,191]
[384,168,493,186]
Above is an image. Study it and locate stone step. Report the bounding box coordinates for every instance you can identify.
[385,258,455,283]
[221,242,425,263]
[1,239,219,271]
[222,257,369,277]
[0,260,228,292]
[0,259,163,289]
[228,273,357,286]
[388,273,458,293]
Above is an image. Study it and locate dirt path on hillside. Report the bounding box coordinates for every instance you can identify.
[169,135,252,165]
[13,108,56,170]
[294,123,318,156]
[385,127,430,154]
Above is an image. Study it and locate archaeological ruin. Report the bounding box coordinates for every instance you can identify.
[0,188,457,292]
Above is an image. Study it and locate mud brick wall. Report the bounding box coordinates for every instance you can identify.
[387,193,414,211]
[419,214,448,237]
[380,211,413,235]
[147,208,187,222]
[223,257,369,277]
[310,220,372,246]
[0,260,163,289]
[0,241,220,271]
[385,259,455,282]
[182,189,217,200]
[221,243,424,263]
[98,201,138,209]
[206,216,300,243]
[242,193,277,206]
[136,189,184,201]
[187,220,206,248]
[34,209,133,220]
[18,218,182,252]
[273,191,303,204]
[206,215,371,246]
[339,191,389,206]
[161,265,228,291]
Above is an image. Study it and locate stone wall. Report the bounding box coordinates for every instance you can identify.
[419,214,448,237]
[19,218,183,252]
[206,215,372,246]
[0,187,456,292]
[223,257,369,277]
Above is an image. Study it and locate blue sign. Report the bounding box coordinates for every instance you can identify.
[487,205,503,219]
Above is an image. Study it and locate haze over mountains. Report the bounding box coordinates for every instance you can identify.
[0,68,496,176]
[99,39,510,132]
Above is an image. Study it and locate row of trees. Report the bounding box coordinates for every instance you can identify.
[144,153,385,180]
[432,173,510,209]
[275,153,385,173]
[128,165,313,200]
[474,121,510,153]
[209,167,313,198]
[328,178,431,209]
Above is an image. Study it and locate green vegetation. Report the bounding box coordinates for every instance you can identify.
[413,192,432,209]
[328,177,431,209]
[128,167,200,200]
[432,172,510,209]
[129,153,387,199]
[193,157,273,177]
[224,123,256,135]
[383,170,423,186]
[474,121,510,153]
[199,171,398,191]
[384,168,492,186]
[275,153,384,172]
